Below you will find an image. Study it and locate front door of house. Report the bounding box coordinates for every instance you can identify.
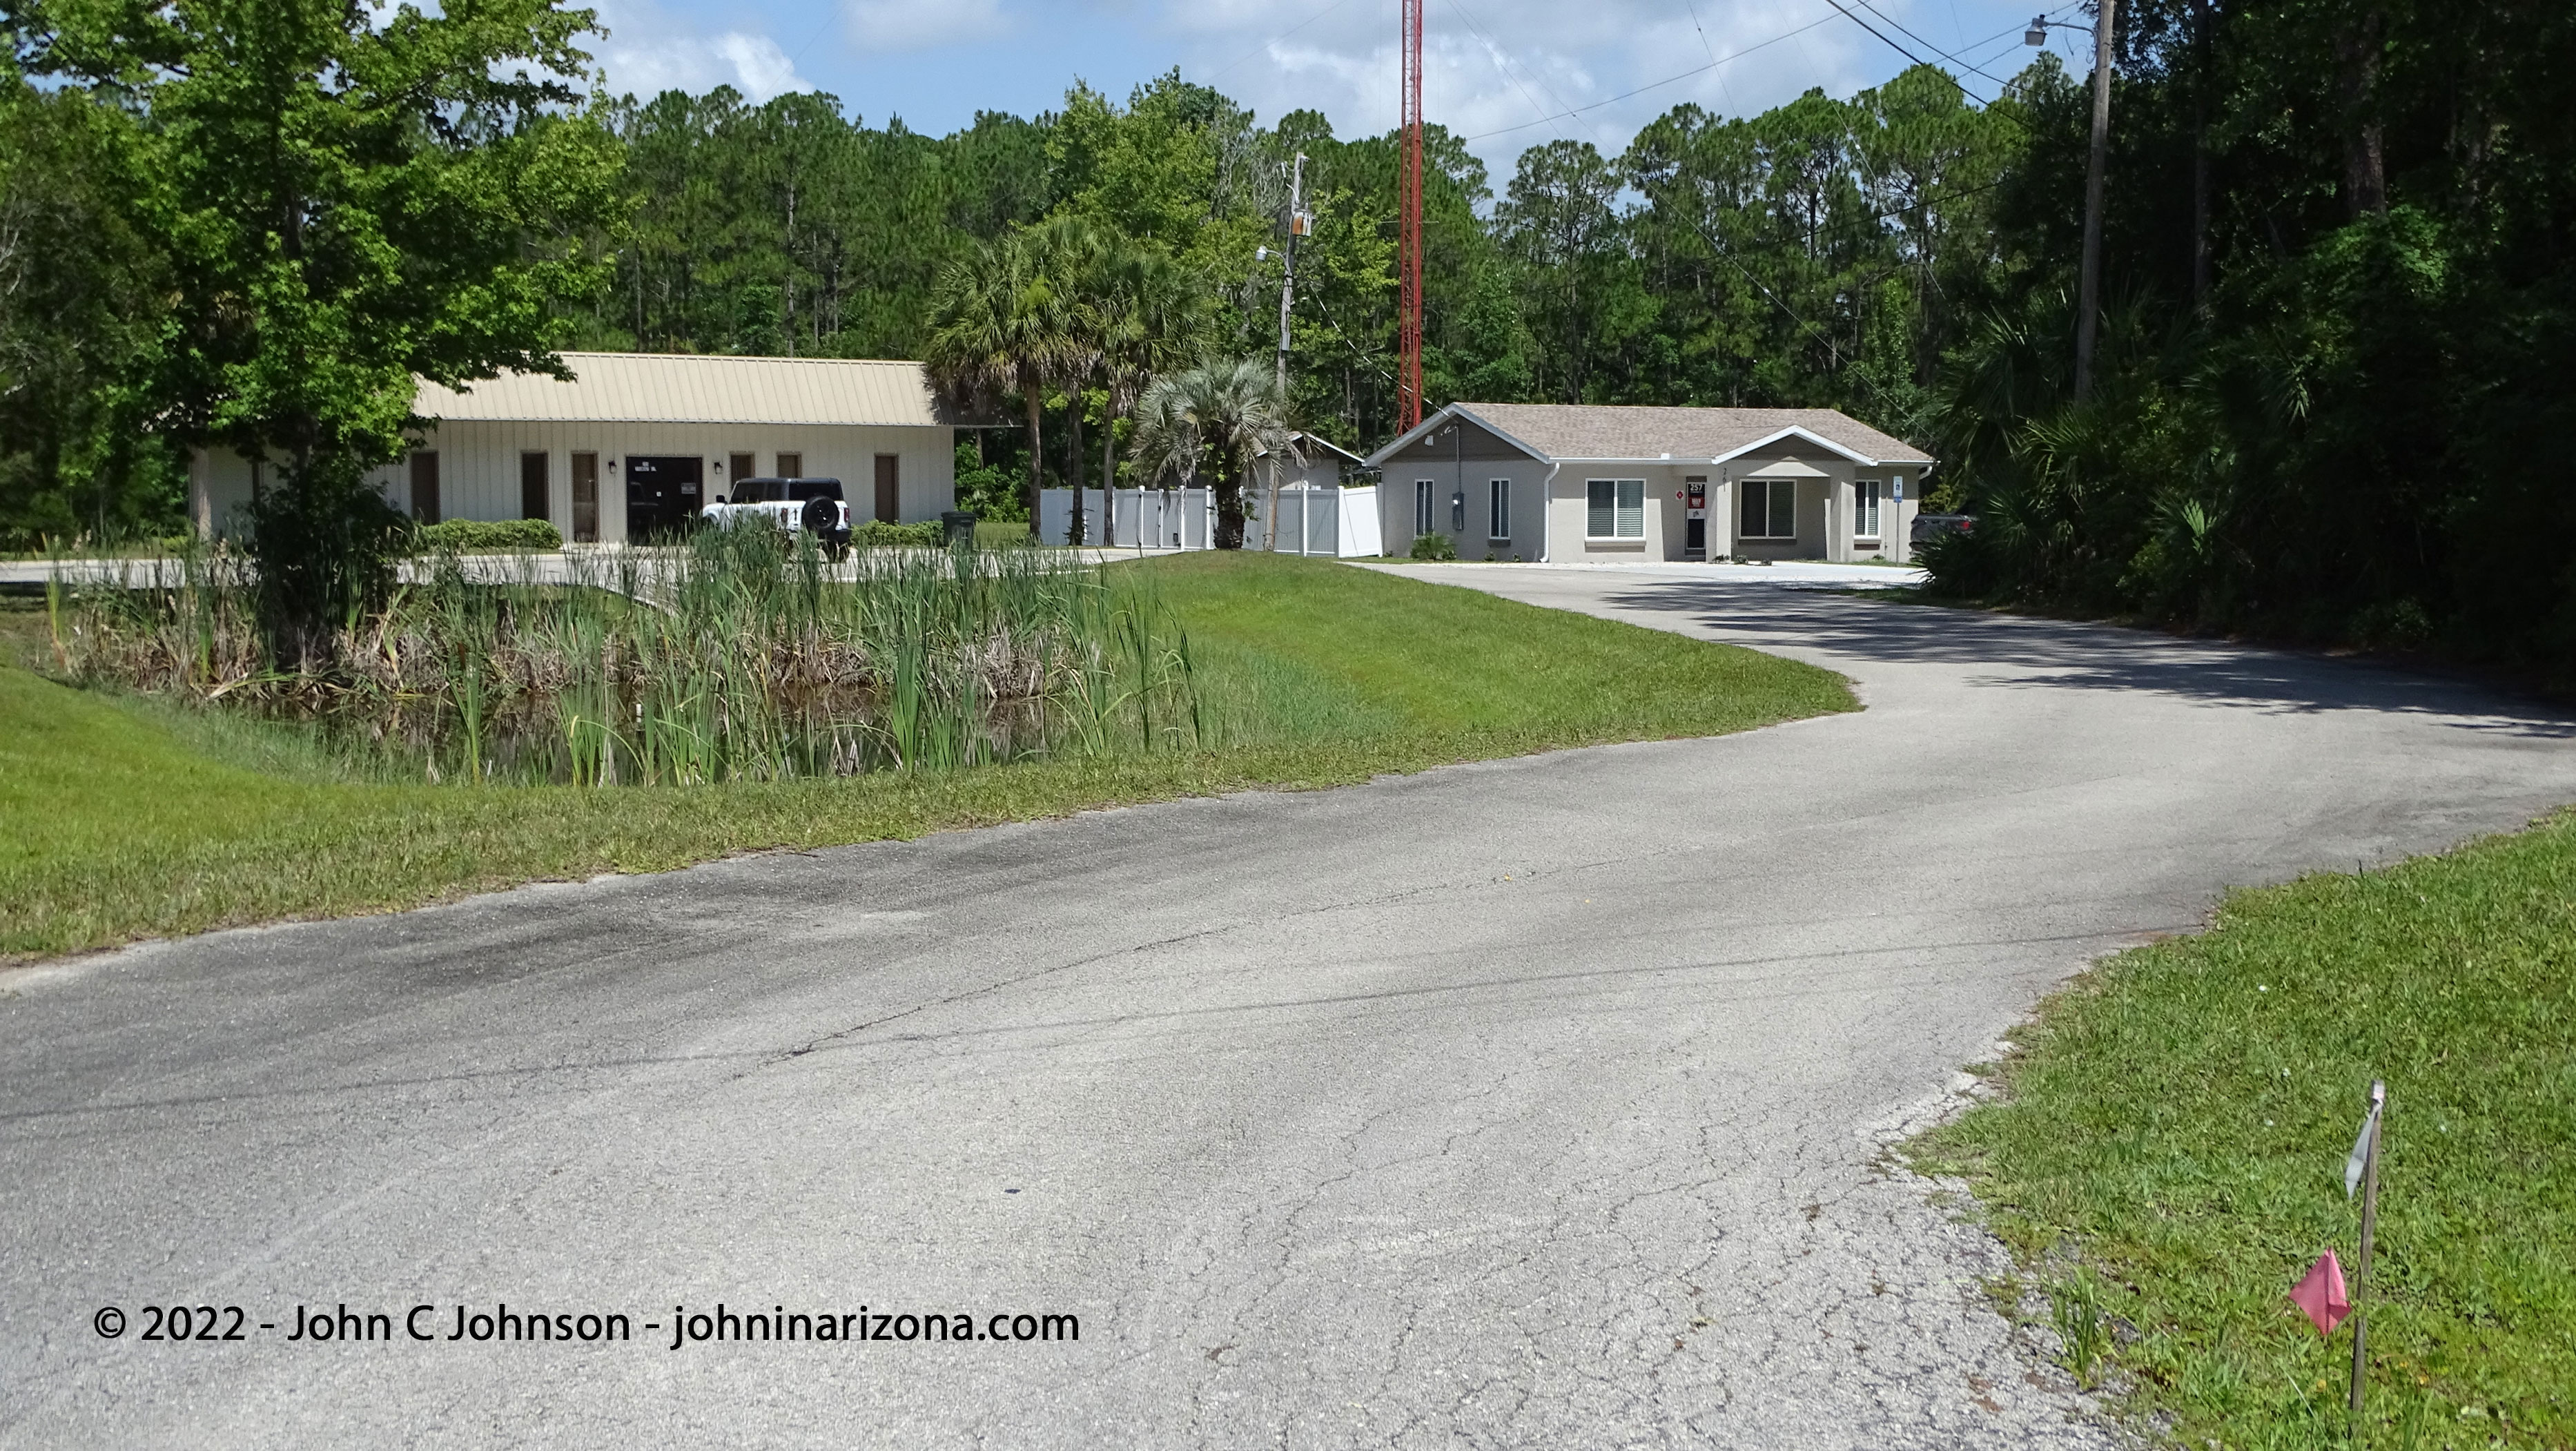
[874,454,900,523]
[571,451,599,542]
[1683,478,1708,560]
[625,455,703,542]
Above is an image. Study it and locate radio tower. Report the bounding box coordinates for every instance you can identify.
[1398,0,1425,431]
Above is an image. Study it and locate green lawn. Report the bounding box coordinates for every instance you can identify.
[0,553,1851,960]
[1915,812,2576,1449]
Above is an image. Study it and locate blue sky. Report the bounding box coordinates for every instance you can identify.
[583,0,2096,178]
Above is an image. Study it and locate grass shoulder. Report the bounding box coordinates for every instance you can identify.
[1,554,1851,960]
[1911,811,2576,1448]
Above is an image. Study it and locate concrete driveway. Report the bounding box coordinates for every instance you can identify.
[6,566,2572,1449]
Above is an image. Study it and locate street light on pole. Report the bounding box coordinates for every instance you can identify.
[2031,8,2115,400]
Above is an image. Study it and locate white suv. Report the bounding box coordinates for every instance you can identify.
[703,477,852,560]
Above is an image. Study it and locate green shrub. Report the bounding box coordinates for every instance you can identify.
[856,519,943,548]
[1409,532,1456,561]
[413,518,563,553]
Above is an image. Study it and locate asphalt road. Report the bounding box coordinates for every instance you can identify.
[7,565,2573,1449]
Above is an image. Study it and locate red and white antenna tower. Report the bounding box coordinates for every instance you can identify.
[1397,0,1424,431]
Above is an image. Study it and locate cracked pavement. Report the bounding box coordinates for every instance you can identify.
[6,563,2574,1448]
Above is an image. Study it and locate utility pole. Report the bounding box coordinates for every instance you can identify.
[1277,153,1306,398]
[2028,7,2116,399]
[1267,154,1308,552]
[1398,0,1425,432]
[2077,0,2115,398]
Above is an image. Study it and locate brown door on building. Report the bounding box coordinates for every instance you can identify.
[571,451,599,543]
[520,451,549,520]
[727,454,754,498]
[874,454,899,523]
[409,452,440,524]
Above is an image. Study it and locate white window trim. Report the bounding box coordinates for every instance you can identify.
[1585,478,1647,540]
[1740,478,1797,540]
[1853,479,1882,541]
[1487,478,1511,539]
[1414,479,1434,536]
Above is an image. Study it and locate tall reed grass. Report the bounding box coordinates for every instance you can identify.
[48,528,1205,784]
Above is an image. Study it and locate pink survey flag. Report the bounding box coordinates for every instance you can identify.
[2290,1250,2352,1335]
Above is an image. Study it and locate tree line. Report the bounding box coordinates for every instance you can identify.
[4,1,2571,670]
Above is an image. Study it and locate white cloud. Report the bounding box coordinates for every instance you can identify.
[593,0,816,101]
[1143,0,2025,177]
[714,32,811,99]
[846,0,1006,51]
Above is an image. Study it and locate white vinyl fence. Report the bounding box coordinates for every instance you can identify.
[1039,487,1209,549]
[1037,485,1380,557]
[1248,484,1383,558]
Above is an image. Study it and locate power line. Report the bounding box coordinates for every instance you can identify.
[1818,6,2076,126]
[1437,0,1590,146]
[1825,1,2078,111]
[1296,276,1398,387]
[1824,0,1919,72]
[1848,0,2016,89]
[1202,0,1362,84]
[1680,0,1742,116]
[1462,12,1840,142]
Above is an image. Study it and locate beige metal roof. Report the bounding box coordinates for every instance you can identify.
[1374,402,1933,467]
[413,352,946,427]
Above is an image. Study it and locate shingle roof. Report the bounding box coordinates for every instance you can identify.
[1453,402,1933,465]
[413,352,945,427]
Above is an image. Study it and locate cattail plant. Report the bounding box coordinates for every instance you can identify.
[51,527,1204,785]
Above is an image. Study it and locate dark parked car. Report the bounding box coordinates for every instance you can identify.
[1911,512,1975,546]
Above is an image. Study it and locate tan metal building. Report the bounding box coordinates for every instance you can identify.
[188,352,956,543]
[1366,403,1935,564]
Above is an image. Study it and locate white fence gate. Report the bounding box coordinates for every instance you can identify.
[1038,485,1379,557]
[1040,488,1213,549]
[1249,484,1382,558]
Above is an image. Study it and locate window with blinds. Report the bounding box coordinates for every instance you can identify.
[1854,480,1882,539]
[1586,479,1645,538]
[1739,479,1797,539]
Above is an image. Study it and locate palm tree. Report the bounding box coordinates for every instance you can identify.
[1094,247,1201,545]
[923,230,1090,537]
[1018,217,1113,544]
[1128,359,1300,550]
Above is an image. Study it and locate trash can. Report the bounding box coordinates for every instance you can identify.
[941,509,977,545]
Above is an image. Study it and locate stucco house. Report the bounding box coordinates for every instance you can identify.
[1365,402,1935,563]
[188,352,957,543]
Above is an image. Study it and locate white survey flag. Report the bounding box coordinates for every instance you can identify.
[2345,1100,2381,1199]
